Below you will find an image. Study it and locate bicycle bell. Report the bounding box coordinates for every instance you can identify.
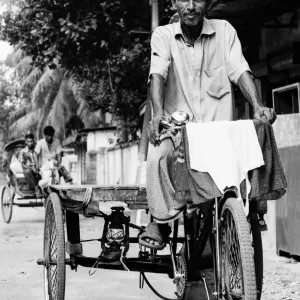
[171,111,190,126]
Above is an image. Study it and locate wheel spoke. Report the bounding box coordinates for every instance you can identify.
[221,208,245,297]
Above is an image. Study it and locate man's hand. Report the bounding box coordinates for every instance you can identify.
[148,115,163,146]
[253,106,277,124]
[31,167,39,174]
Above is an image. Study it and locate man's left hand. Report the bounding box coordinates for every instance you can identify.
[253,106,276,124]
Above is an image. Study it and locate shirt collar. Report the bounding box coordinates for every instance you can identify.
[174,17,215,39]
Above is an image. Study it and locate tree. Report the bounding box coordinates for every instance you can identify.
[0,0,174,132]
[5,48,104,142]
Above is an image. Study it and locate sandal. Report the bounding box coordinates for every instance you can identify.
[139,223,171,250]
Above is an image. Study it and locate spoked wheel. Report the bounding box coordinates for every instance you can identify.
[220,198,257,300]
[249,213,263,300]
[174,253,188,299]
[44,193,65,300]
[1,185,14,223]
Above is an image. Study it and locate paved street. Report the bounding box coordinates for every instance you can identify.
[0,179,300,299]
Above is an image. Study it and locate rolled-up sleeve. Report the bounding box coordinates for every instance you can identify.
[148,27,171,83]
[225,22,251,85]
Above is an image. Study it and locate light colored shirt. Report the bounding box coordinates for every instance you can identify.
[35,138,62,167]
[149,18,251,122]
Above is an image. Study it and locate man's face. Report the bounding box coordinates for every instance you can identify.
[172,0,209,26]
[45,134,53,144]
[26,138,35,149]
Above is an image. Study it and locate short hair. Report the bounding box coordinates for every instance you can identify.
[25,133,34,140]
[44,126,55,136]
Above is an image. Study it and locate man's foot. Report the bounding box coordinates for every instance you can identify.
[99,243,121,262]
[35,186,43,198]
[139,223,171,250]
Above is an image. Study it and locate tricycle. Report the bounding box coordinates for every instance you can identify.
[37,113,271,300]
[1,139,58,223]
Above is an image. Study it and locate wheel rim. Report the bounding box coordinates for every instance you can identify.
[44,201,59,300]
[175,255,187,298]
[221,209,245,300]
[1,187,12,222]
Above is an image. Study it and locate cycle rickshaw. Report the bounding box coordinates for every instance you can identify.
[37,113,285,300]
[1,139,59,223]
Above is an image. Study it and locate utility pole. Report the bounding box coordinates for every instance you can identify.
[138,0,159,164]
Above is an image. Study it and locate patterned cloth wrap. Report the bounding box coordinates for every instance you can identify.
[171,120,287,208]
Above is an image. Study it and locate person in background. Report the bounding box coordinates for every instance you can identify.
[19,133,42,198]
[35,126,62,187]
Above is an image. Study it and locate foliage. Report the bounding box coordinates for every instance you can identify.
[0,0,173,129]
[0,61,28,133]
[5,49,103,142]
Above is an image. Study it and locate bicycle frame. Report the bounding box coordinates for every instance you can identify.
[183,197,223,299]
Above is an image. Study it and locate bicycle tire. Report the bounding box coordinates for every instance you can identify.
[43,192,66,300]
[220,198,257,300]
[249,213,263,300]
[1,185,13,223]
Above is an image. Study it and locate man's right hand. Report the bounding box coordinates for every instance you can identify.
[32,167,39,174]
[148,115,163,146]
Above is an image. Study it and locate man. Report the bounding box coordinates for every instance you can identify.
[19,133,42,198]
[35,126,62,186]
[139,0,276,248]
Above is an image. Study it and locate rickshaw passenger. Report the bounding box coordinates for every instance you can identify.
[35,126,62,187]
[19,133,42,197]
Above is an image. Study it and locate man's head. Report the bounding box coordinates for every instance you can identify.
[25,133,35,150]
[44,126,55,143]
[171,0,212,26]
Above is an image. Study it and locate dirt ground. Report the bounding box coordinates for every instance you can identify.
[1,181,300,299]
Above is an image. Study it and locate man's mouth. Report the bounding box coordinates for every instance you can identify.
[186,14,199,18]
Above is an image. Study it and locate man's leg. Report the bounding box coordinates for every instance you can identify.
[146,138,179,222]
[23,169,37,189]
[139,138,182,248]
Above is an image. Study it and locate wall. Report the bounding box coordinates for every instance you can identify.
[96,142,139,185]
[260,10,300,60]
[263,113,300,251]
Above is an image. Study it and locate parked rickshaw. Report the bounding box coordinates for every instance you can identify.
[36,113,282,300]
[0,139,57,223]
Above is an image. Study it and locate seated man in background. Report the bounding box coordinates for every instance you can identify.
[35,126,62,187]
[19,133,42,198]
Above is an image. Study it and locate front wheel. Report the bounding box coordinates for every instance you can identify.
[44,192,66,300]
[220,198,257,300]
[1,185,14,223]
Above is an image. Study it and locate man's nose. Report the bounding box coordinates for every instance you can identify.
[187,0,196,11]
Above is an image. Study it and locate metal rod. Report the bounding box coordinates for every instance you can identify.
[172,219,179,254]
[169,241,177,274]
[214,197,221,298]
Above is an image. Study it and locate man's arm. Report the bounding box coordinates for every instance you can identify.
[237,71,276,123]
[148,74,165,145]
[19,151,33,171]
[55,140,62,165]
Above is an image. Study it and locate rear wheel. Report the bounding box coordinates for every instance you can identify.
[1,185,14,223]
[44,192,65,300]
[220,198,257,300]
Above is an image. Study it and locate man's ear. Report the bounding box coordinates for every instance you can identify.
[171,0,176,9]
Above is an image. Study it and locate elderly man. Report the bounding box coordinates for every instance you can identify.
[138,0,276,249]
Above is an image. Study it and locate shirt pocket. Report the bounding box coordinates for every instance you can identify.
[204,65,230,99]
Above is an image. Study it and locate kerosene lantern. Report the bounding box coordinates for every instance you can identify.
[100,206,130,261]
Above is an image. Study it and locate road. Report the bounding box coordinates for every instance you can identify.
[0,178,300,299]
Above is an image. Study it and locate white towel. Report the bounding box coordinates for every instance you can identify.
[186,120,265,214]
